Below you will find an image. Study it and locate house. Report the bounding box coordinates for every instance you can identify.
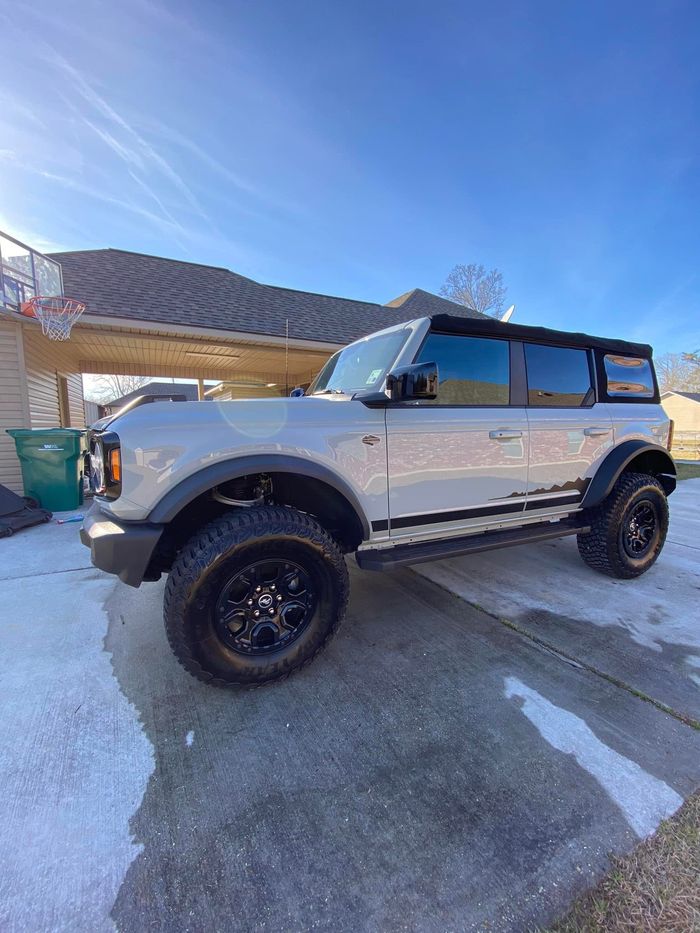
[83,382,204,426]
[102,381,202,415]
[0,231,483,492]
[662,391,700,431]
[662,391,700,460]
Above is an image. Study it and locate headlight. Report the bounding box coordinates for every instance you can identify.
[89,432,121,498]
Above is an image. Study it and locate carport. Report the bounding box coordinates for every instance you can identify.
[50,314,335,397]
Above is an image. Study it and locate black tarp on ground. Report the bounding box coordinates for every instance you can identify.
[0,484,52,537]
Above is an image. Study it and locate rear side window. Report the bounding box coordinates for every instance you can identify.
[604,354,654,398]
[417,333,510,405]
[525,343,592,407]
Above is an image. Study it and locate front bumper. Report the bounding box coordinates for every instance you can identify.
[80,502,163,587]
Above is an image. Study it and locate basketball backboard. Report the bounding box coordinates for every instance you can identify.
[0,231,63,312]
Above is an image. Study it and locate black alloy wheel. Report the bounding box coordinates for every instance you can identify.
[214,559,315,655]
[621,499,658,559]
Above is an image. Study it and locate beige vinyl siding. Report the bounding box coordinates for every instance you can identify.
[23,329,85,429]
[0,321,29,492]
[66,373,85,427]
[662,393,700,432]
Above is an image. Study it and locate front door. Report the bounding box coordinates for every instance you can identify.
[386,332,529,539]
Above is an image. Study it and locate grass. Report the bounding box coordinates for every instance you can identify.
[545,791,700,932]
[675,462,700,481]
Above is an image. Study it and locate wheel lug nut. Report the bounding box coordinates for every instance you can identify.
[255,586,261,593]
[277,594,283,601]
[271,584,276,591]
[247,599,253,606]
[254,610,260,617]
[269,608,275,615]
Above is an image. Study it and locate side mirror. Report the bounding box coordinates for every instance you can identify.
[385,361,438,401]
[289,387,305,398]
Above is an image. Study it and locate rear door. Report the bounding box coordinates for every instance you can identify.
[523,342,613,515]
[386,332,529,539]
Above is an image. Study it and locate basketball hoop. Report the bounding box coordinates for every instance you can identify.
[21,295,86,341]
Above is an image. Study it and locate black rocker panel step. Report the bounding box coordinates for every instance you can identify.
[355,519,590,572]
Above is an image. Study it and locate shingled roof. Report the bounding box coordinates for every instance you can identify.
[49,248,484,345]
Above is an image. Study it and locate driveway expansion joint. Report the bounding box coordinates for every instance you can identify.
[7,565,95,581]
[411,569,700,732]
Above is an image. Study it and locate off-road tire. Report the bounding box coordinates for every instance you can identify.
[164,506,349,687]
[577,471,668,579]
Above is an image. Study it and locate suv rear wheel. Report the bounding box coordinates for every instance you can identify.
[577,471,668,579]
[164,506,349,687]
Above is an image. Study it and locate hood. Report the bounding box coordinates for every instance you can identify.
[106,394,355,436]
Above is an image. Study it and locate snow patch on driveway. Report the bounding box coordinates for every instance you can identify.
[505,676,683,837]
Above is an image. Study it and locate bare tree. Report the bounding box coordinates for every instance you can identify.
[85,374,152,404]
[655,353,700,394]
[683,349,700,372]
[440,264,508,318]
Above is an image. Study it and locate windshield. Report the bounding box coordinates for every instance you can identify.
[309,328,409,395]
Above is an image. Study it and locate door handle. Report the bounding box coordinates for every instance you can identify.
[489,430,523,440]
[583,427,611,437]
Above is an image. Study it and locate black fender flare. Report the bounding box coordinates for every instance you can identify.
[582,441,676,509]
[147,454,371,538]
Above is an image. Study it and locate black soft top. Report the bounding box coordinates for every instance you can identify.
[430,314,652,358]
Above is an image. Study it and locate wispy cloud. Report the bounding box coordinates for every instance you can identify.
[82,118,144,171]
[0,94,48,131]
[0,211,69,254]
[0,150,186,240]
[126,169,187,237]
[41,44,209,222]
[0,149,263,268]
[144,120,307,219]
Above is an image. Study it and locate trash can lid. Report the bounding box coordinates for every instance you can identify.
[6,428,86,437]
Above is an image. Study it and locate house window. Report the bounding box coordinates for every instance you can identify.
[417,333,510,405]
[604,354,654,398]
[525,344,592,407]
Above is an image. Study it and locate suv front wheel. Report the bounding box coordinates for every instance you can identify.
[164,506,349,687]
[577,471,668,579]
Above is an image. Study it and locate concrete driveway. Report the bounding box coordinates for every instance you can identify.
[1,484,699,932]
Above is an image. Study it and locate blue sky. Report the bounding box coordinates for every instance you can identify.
[1,0,698,355]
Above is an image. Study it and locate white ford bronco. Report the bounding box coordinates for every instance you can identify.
[82,313,676,687]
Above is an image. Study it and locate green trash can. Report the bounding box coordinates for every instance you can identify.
[6,428,86,511]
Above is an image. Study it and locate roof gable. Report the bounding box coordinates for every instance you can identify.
[662,390,700,403]
[385,287,483,319]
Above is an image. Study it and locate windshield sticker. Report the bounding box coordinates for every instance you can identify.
[366,369,383,384]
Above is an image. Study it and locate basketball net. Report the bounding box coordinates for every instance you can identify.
[21,296,86,341]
